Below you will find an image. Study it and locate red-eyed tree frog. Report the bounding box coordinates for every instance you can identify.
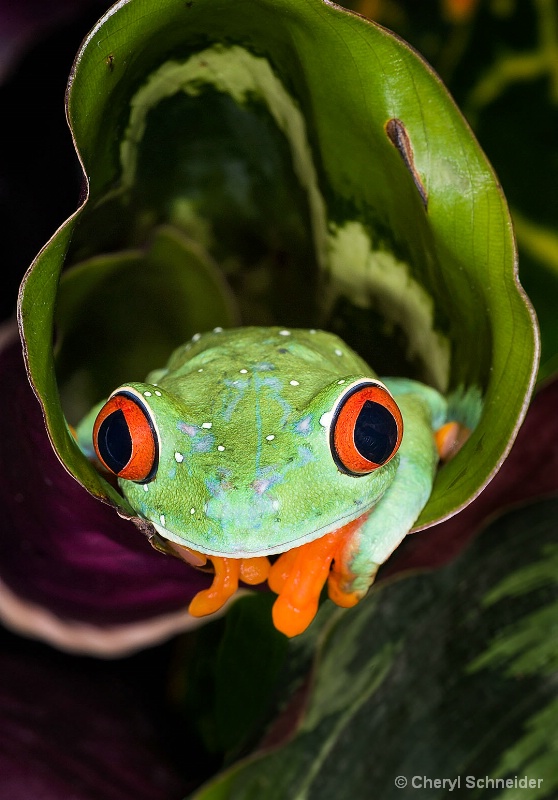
[77,327,462,637]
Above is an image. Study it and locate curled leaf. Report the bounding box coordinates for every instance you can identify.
[18,0,537,543]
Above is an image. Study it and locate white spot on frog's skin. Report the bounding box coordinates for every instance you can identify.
[319,411,333,428]
[160,514,166,526]
[174,452,184,463]
[198,368,203,373]
[144,391,152,397]
[218,445,225,451]
[190,507,195,515]
[213,327,223,333]
[240,369,248,374]
[279,330,291,336]
[335,349,343,356]
[143,484,149,492]
[192,333,201,342]
[266,434,275,441]
[337,380,346,384]
[309,329,317,334]
[290,380,299,386]
[272,499,280,510]
[202,422,212,429]
[155,390,162,396]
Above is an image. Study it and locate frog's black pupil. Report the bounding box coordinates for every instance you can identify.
[98,409,132,474]
[354,400,398,465]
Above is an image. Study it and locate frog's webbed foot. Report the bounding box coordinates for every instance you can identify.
[170,516,371,634]
[268,514,370,637]
[170,545,271,617]
[268,533,340,638]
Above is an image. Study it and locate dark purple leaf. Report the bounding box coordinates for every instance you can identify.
[0,632,191,800]
[0,323,211,654]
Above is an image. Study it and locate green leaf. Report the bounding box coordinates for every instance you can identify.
[189,498,558,800]
[55,225,237,423]
[214,595,289,756]
[18,0,538,525]
[173,594,289,759]
[343,0,558,384]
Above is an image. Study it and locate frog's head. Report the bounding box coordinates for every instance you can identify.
[92,376,403,557]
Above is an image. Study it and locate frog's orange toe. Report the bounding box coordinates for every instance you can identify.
[327,571,361,608]
[188,556,240,617]
[268,549,299,594]
[239,556,271,585]
[272,594,319,638]
[188,592,221,617]
[435,421,470,461]
[268,533,341,636]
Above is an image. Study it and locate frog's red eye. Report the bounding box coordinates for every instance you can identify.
[93,390,159,483]
[330,381,403,475]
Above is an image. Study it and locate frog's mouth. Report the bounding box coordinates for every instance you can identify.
[148,498,379,559]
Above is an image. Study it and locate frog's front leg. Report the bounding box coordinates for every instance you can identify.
[329,388,445,602]
[268,515,369,636]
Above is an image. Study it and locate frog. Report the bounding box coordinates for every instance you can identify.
[77,326,463,637]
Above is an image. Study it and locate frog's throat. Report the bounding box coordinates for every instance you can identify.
[149,499,379,559]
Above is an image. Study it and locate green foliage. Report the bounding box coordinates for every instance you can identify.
[55,226,237,422]
[13,2,556,795]
[18,0,537,530]
[177,595,289,759]
[343,0,558,383]
[190,499,558,799]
